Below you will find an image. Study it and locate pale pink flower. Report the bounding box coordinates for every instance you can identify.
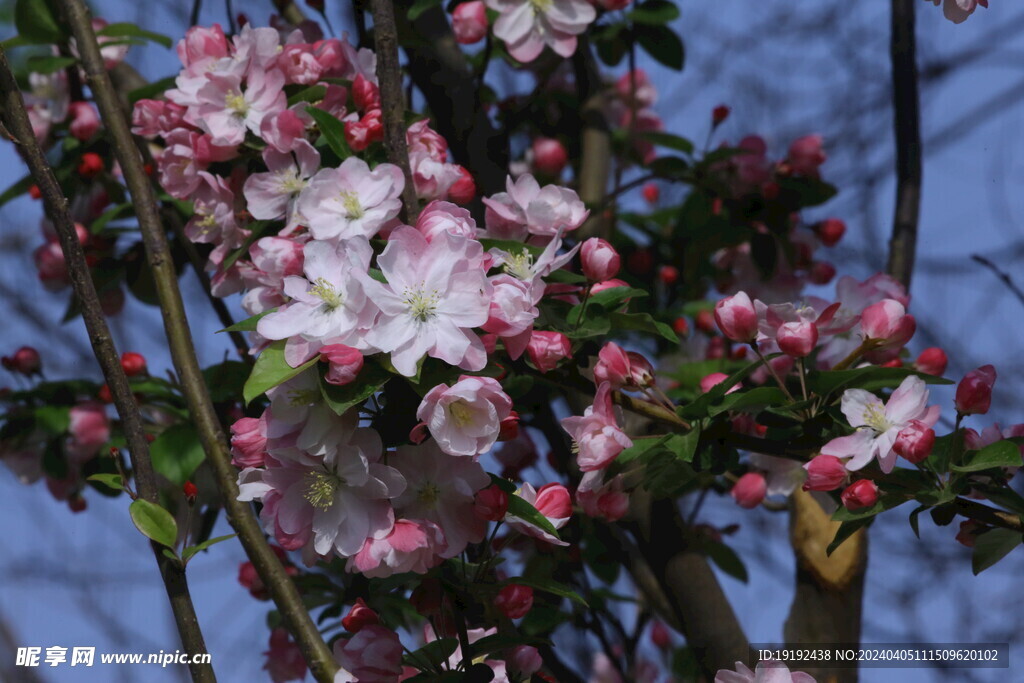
[715,659,816,683]
[131,99,187,138]
[320,345,364,386]
[237,236,305,315]
[505,482,571,545]
[348,518,447,577]
[580,237,620,282]
[527,330,572,373]
[576,470,629,521]
[926,0,988,24]
[296,157,405,242]
[191,65,287,147]
[157,130,236,199]
[409,151,463,200]
[362,227,490,377]
[231,415,268,468]
[714,291,759,342]
[184,173,247,250]
[486,0,595,63]
[333,625,404,683]
[787,134,826,176]
[388,440,490,556]
[257,238,377,350]
[483,174,588,239]
[417,376,514,456]
[67,402,110,463]
[68,102,100,141]
[593,342,654,389]
[482,274,540,360]
[415,200,479,242]
[821,375,940,473]
[242,141,320,228]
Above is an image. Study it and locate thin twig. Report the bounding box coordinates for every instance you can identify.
[368,0,419,223]
[971,254,1024,309]
[0,46,213,683]
[53,2,338,680]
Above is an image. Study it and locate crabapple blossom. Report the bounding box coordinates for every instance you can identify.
[860,299,915,352]
[580,237,621,282]
[362,227,491,377]
[700,372,739,395]
[332,625,404,683]
[926,0,988,24]
[341,598,379,633]
[893,420,935,464]
[955,365,997,416]
[3,346,41,376]
[787,134,826,176]
[593,342,654,389]
[449,166,476,203]
[474,484,510,521]
[295,157,405,242]
[417,376,514,456]
[453,2,489,44]
[257,239,376,353]
[777,320,819,358]
[494,584,534,619]
[68,102,100,141]
[731,472,767,509]
[841,479,879,511]
[526,331,571,373]
[483,174,588,239]
[820,375,940,473]
[531,137,569,176]
[715,292,759,342]
[230,416,267,469]
[263,628,307,683]
[238,236,305,315]
[486,0,596,63]
[189,66,286,147]
[67,402,110,462]
[505,482,571,545]
[348,518,448,577]
[802,454,848,491]
[561,381,633,471]
[388,441,490,557]
[242,141,320,228]
[814,218,846,247]
[415,200,479,242]
[914,347,948,376]
[320,344,363,386]
[482,274,541,360]
[576,470,629,521]
[715,660,817,683]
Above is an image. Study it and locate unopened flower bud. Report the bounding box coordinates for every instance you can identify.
[581,238,621,282]
[955,365,996,416]
[840,479,878,511]
[494,584,534,619]
[731,472,766,509]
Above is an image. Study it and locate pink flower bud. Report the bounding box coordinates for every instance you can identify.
[593,342,631,388]
[319,344,363,386]
[777,320,819,358]
[452,1,488,44]
[341,598,380,633]
[527,331,571,373]
[650,621,671,650]
[731,472,766,509]
[508,645,543,678]
[699,372,738,395]
[448,166,476,204]
[714,292,759,342]
[590,278,629,295]
[802,454,847,491]
[814,218,846,247]
[344,110,383,151]
[787,134,826,176]
[474,484,510,521]
[351,74,380,112]
[581,238,621,282]
[534,482,572,519]
[68,102,101,141]
[120,351,147,377]
[860,299,915,349]
[955,365,996,416]
[840,479,878,511]
[893,419,935,464]
[531,137,568,176]
[915,347,948,376]
[498,412,520,441]
[494,584,534,619]
[230,416,267,468]
[809,261,836,285]
[409,421,429,444]
[3,346,41,376]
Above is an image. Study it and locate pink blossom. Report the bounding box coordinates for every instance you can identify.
[67,402,109,463]
[787,134,826,176]
[362,227,490,377]
[409,151,463,200]
[593,342,653,389]
[34,240,68,291]
[449,166,476,203]
[131,100,187,138]
[407,119,448,161]
[418,376,514,456]
[576,470,629,521]
[731,472,767,509]
[474,485,509,521]
[715,659,816,683]
[242,141,320,228]
[175,24,229,71]
[841,479,879,511]
[860,299,916,354]
[257,238,376,351]
[296,157,405,242]
[527,331,571,373]
[483,174,588,239]
[927,0,988,24]
[700,372,739,395]
[453,2,489,44]
[581,238,620,281]
[263,628,307,683]
[505,482,571,545]
[341,598,379,633]
[190,64,286,147]
[955,365,996,416]
[802,454,848,491]
[348,518,447,577]
[388,440,490,556]
[157,130,237,199]
[486,0,595,63]
[68,102,100,141]
[333,625,404,683]
[893,420,935,464]
[185,173,247,251]
[260,107,313,153]
[237,236,305,315]
[532,137,569,176]
[230,416,267,468]
[416,200,479,242]
[714,292,759,342]
[777,320,819,358]
[482,274,540,359]
[320,344,364,386]
[562,382,632,472]
[820,375,940,473]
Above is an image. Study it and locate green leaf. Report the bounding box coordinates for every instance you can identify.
[25,55,76,74]
[704,540,748,583]
[952,440,1023,473]
[403,638,459,670]
[678,356,774,419]
[90,202,134,234]
[506,494,561,541]
[971,527,1022,575]
[627,0,681,25]
[0,173,34,209]
[488,473,517,493]
[806,366,952,398]
[287,84,327,107]
[408,0,443,21]
[640,132,694,155]
[87,473,124,492]
[129,499,178,549]
[510,577,588,607]
[127,76,177,105]
[218,309,275,333]
[150,424,206,486]
[608,311,679,343]
[33,405,70,435]
[666,428,701,463]
[318,359,391,415]
[707,387,786,417]
[202,360,251,403]
[647,155,691,179]
[615,434,672,466]
[826,518,871,556]
[908,504,927,539]
[243,340,319,405]
[96,22,172,48]
[305,106,353,161]
[635,24,685,70]
[182,534,237,562]
[14,0,66,44]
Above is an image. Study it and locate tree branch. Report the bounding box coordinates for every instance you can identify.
[573,40,613,240]
[53,2,338,680]
[369,0,420,222]
[0,46,213,683]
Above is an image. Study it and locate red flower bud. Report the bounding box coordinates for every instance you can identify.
[120,352,147,377]
[893,420,935,464]
[672,317,690,337]
[494,584,534,619]
[531,137,568,177]
[659,265,679,285]
[695,309,715,334]
[474,484,509,521]
[183,480,198,502]
[814,218,846,247]
[840,479,878,512]
[803,454,847,491]
[341,598,380,633]
[641,182,659,204]
[77,152,104,179]
[650,621,671,650]
[3,346,41,376]
[955,365,996,416]
[712,104,731,125]
[914,347,948,376]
